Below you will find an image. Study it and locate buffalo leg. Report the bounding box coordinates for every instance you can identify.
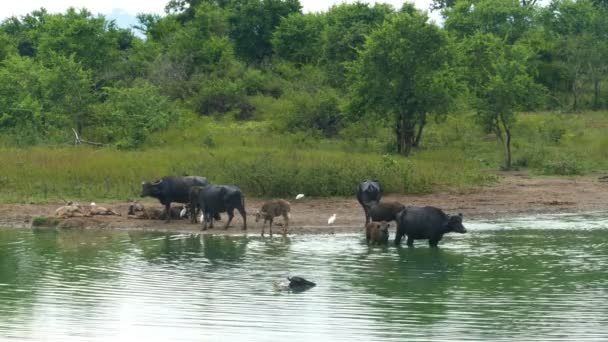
[364,207,370,224]
[225,209,234,230]
[238,206,247,230]
[429,239,439,248]
[165,203,172,223]
[201,212,208,231]
[406,237,414,247]
[394,231,404,245]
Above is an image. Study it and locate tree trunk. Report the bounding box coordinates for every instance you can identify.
[413,113,427,148]
[594,78,600,109]
[505,126,512,170]
[499,114,512,170]
[572,77,579,111]
[398,112,415,156]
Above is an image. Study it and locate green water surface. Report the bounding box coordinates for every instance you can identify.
[1,213,607,341]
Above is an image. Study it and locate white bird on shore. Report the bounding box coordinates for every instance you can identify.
[180,207,187,218]
[328,213,337,225]
[90,202,96,206]
[199,212,205,223]
[295,194,305,200]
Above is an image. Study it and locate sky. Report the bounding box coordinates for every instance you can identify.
[0,0,442,28]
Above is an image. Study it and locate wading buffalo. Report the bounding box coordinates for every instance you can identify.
[395,206,467,247]
[140,176,209,222]
[190,185,247,231]
[357,180,382,224]
[368,201,405,223]
[366,221,390,245]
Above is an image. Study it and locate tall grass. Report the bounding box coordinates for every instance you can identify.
[2,111,606,204]
[0,116,493,203]
[0,145,492,203]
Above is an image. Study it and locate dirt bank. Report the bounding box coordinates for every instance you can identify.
[1,173,607,234]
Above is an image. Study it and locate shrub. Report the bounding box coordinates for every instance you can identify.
[91,80,176,149]
[542,157,584,175]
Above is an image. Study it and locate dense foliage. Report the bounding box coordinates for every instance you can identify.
[0,0,607,171]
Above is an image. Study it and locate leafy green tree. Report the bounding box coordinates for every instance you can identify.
[348,10,459,155]
[321,2,394,86]
[462,33,545,169]
[227,0,302,63]
[444,0,538,44]
[0,55,93,141]
[91,81,176,148]
[433,0,539,10]
[541,0,608,109]
[271,13,325,65]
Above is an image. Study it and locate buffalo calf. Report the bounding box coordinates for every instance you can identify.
[366,221,390,245]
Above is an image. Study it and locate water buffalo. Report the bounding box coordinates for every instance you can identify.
[369,201,405,223]
[366,221,390,245]
[190,185,247,230]
[357,180,382,224]
[395,206,467,247]
[140,176,209,222]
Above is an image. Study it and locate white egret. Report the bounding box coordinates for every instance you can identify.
[328,213,337,225]
[179,207,187,218]
[295,194,305,200]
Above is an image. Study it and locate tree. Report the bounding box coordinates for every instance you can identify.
[541,0,608,109]
[321,2,394,86]
[462,33,545,169]
[348,10,459,156]
[227,0,301,63]
[444,0,538,44]
[432,0,539,10]
[271,13,325,65]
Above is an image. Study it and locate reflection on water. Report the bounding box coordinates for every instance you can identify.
[1,213,608,341]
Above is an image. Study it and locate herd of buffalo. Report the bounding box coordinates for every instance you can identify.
[133,176,467,247]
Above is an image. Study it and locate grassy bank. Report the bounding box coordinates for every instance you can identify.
[1,111,606,204]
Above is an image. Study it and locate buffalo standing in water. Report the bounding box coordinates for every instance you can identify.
[190,185,247,231]
[140,176,209,222]
[395,206,467,247]
[357,180,382,224]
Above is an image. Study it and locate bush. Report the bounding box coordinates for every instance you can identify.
[542,157,584,175]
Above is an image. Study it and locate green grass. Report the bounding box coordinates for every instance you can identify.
[1,111,606,204]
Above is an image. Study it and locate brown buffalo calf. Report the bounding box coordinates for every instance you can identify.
[366,221,390,245]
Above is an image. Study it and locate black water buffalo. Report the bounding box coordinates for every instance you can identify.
[140,176,209,222]
[190,185,247,230]
[369,201,405,223]
[395,206,467,247]
[357,180,383,224]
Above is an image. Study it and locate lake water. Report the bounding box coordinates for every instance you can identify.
[1,213,608,341]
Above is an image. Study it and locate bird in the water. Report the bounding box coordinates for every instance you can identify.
[179,207,188,218]
[295,194,305,200]
[327,213,337,225]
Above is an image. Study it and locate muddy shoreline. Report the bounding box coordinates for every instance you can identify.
[1,173,607,234]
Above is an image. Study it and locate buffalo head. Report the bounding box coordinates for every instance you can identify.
[141,179,163,198]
